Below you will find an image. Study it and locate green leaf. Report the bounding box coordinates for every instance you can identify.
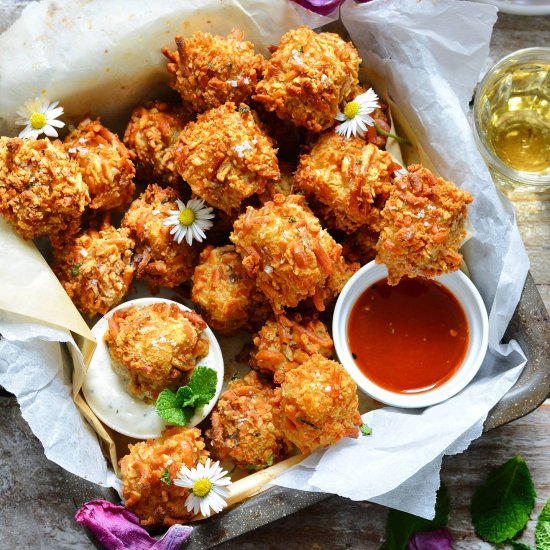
[381,484,449,550]
[71,262,83,277]
[536,498,550,550]
[510,542,533,550]
[176,385,199,408]
[187,366,217,407]
[155,389,188,426]
[471,455,536,544]
[360,423,372,436]
[160,469,172,486]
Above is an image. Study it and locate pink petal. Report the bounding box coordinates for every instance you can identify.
[74,500,193,550]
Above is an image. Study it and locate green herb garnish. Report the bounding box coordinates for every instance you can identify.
[471,455,536,544]
[381,484,449,550]
[71,262,83,276]
[536,498,550,550]
[160,469,172,485]
[360,423,372,436]
[296,416,319,430]
[511,542,534,550]
[288,216,296,223]
[155,366,217,426]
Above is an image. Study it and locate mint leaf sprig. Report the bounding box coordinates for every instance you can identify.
[471,455,536,544]
[536,498,550,550]
[156,366,217,426]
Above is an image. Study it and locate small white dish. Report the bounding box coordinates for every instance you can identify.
[332,262,489,409]
[82,297,224,439]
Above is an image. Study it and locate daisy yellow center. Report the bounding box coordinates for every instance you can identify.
[178,208,196,227]
[343,101,360,120]
[30,112,47,129]
[192,478,212,497]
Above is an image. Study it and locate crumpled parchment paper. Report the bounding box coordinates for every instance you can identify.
[0,0,530,520]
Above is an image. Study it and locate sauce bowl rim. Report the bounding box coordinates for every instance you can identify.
[332,261,489,409]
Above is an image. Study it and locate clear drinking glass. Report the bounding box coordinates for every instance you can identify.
[473,47,550,193]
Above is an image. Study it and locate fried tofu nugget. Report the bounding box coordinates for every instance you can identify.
[254,27,360,132]
[163,30,264,113]
[207,371,293,470]
[273,354,361,454]
[106,303,209,401]
[65,117,135,210]
[122,184,200,291]
[123,101,192,187]
[191,244,270,335]
[376,164,473,285]
[120,427,208,527]
[230,194,344,312]
[173,102,279,214]
[0,137,89,239]
[250,313,333,384]
[51,224,134,317]
[294,132,399,233]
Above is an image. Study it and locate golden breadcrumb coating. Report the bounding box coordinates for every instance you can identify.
[345,84,392,149]
[105,302,209,401]
[376,164,473,285]
[273,354,361,454]
[320,255,360,306]
[120,427,209,527]
[0,137,89,240]
[254,27,360,132]
[51,224,134,317]
[294,132,399,233]
[341,226,379,266]
[122,184,200,291]
[173,102,279,214]
[65,117,135,210]
[257,162,296,204]
[123,101,192,187]
[250,313,333,384]
[191,245,270,335]
[162,30,264,113]
[230,194,345,312]
[207,371,293,470]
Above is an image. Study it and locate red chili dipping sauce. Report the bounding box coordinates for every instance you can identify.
[347,277,469,394]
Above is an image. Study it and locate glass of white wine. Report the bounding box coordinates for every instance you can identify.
[473,47,550,193]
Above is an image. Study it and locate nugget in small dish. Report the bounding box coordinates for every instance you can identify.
[230,194,343,312]
[51,223,134,317]
[294,132,399,233]
[254,27,360,132]
[173,102,279,214]
[207,371,293,471]
[191,244,270,335]
[274,354,361,454]
[123,101,191,188]
[120,426,209,527]
[163,30,264,113]
[65,117,135,211]
[250,313,333,384]
[122,184,200,291]
[0,137,89,240]
[105,302,209,401]
[376,164,473,285]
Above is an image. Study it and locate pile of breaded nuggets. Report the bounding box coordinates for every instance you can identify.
[0,27,473,528]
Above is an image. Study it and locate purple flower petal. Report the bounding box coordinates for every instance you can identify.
[408,529,453,550]
[290,0,343,16]
[75,500,193,550]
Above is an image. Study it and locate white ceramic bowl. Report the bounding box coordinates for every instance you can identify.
[82,297,224,439]
[333,262,489,408]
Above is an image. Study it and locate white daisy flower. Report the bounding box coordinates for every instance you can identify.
[16,97,65,140]
[163,197,214,246]
[174,458,231,518]
[335,88,380,139]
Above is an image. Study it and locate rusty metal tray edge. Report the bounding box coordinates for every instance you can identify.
[75,272,550,549]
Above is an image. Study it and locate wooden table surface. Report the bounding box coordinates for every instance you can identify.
[0,4,549,550]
